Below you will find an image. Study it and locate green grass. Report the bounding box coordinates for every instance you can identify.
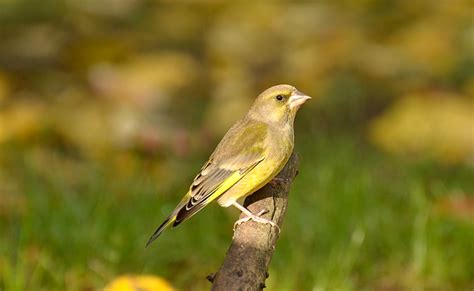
[1,134,473,290]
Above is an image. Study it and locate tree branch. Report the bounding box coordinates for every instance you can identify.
[210,152,299,290]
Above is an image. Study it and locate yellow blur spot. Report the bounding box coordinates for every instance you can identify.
[370,92,474,164]
[104,275,174,291]
[0,101,45,143]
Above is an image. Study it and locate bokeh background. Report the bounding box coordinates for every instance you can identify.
[1,1,473,290]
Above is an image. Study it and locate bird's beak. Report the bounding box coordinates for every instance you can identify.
[289,90,311,109]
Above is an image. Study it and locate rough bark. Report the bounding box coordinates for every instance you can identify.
[210,152,299,291]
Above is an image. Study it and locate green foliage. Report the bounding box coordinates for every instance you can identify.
[1,135,473,290]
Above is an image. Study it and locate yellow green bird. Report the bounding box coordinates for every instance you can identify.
[146,84,311,246]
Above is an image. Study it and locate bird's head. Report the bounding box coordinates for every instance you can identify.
[249,84,311,126]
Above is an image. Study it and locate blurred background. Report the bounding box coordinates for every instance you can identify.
[0,0,473,290]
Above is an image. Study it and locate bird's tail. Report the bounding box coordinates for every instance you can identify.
[146,215,176,247]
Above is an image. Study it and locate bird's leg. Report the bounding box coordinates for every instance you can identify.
[232,201,280,232]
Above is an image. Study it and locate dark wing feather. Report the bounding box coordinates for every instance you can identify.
[174,152,263,225]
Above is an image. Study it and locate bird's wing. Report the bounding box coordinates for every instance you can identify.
[174,120,269,224]
[146,120,268,246]
[175,152,264,224]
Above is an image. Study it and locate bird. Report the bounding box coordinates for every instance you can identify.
[146,84,311,246]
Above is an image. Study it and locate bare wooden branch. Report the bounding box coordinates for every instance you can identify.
[211,152,299,290]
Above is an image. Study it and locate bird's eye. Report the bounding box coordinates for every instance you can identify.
[275,95,284,101]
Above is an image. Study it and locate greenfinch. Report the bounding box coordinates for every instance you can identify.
[147,84,310,246]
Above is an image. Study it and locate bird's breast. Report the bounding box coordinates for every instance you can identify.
[217,127,294,207]
[266,126,294,160]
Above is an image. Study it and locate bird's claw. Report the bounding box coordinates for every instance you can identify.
[233,209,280,233]
[256,209,268,216]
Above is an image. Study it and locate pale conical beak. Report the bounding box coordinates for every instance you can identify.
[289,90,311,109]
